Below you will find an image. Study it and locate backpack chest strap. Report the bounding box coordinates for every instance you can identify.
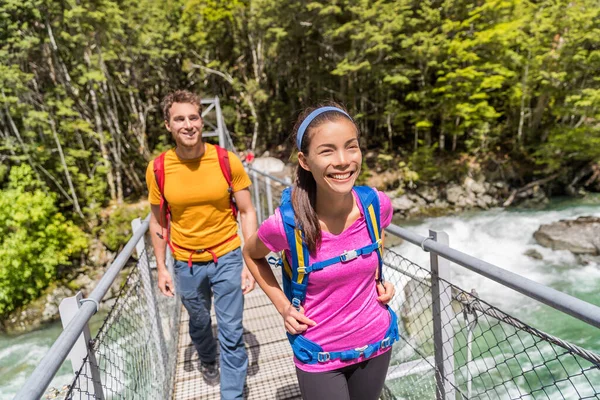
[304,240,381,274]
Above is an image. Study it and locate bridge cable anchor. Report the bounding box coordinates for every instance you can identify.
[421,236,434,251]
[80,298,100,314]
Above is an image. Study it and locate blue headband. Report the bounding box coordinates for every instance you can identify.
[296,106,352,150]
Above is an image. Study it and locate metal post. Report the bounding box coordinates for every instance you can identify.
[214,97,226,149]
[131,218,145,259]
[252,170,263,223]
[131,218,168,397]
[430,230,455,400]
[265,176,274,216]
[58,292,104,399]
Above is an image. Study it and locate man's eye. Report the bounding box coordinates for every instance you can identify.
[190,116,200,120]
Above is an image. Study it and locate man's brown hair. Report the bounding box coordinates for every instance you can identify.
[161,90,203,121]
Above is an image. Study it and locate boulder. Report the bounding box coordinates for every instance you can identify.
[407,193,427,207]
[391,195,416,212]
[464,177,486,195]
[534,216,600,255]
[445,184,465,205]
[416,186,440,203]
[251,156,285,174]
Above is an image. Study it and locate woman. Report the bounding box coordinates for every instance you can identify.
[243,103,398,400]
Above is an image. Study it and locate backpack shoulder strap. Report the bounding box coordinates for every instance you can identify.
[153,152,167,199]
[214,145,238,219]
[153,151,168,217]
[279,190,310,309]
[354,186,384,282]
[152,152,172,242]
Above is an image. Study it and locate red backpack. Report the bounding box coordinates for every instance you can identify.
[153,145,239,267]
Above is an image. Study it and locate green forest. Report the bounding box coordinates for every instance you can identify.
[1,0,599,318]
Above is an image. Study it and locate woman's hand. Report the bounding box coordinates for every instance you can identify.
[281,303,317,335]
[377,281,395,305]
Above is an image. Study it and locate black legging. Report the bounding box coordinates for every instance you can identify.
[295,350,392,400]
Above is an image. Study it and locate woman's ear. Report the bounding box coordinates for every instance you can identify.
[298,152,311,172]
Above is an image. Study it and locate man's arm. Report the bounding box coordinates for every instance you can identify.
[233,188,257,294]
[149,204,174,297]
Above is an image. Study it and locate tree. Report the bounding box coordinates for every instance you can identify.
[0,165,87,316]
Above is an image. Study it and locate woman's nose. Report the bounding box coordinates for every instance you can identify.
[334,150,348,165]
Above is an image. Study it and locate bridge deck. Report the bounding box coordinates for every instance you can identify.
[173,271,301,400]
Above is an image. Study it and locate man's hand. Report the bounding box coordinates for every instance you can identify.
[377,281,395,305]
[158,268,175,297]
[241,265,256,295]
[281,304,317,335]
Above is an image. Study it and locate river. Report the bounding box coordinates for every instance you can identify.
[1,196,599,399]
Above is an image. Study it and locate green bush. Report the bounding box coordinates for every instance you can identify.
[99,204,150,252]
[0,165,88,316]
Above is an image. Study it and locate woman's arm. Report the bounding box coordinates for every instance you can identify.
[243,234,316,334]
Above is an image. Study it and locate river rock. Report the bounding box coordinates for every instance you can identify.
[464,177,486,195]
[407,193,427,207]
[445,184,465,205]
[391,195,416,212]
[533,216,600,255]
[416,186,440,203]
[1,285,75,334]
[524,249,543,260]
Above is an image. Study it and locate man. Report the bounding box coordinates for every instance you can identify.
[145,90,256,400]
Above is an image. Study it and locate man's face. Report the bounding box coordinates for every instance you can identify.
[165,102,203,149]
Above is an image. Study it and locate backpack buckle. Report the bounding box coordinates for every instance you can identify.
[297,266,306,274]
[355,345,368,355]
[317,352,330,363]
[195,249,205,254]
[380,337,391,349]
[340,250,358,262]
[291,298,301,310]
[267,256,282,267]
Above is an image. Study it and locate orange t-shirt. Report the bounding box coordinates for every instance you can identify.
[145,144,252,262]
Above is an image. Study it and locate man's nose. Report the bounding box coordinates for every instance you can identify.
[184,118,192,128]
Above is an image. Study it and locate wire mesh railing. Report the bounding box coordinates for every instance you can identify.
[13,216,183,400]
[382,249,600,400]
[61,247,180,400]
[248,166,600,400]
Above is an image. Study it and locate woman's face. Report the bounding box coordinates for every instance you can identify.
[298,118,362,197]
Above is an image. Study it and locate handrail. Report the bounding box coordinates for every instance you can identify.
[384,224,600,330]
[14,215,151,400]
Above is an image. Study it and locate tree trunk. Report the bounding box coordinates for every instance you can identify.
[48,117,85,220]
[85,49,117,202]
[517,51,530,146]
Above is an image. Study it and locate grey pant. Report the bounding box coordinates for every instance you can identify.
[174,247,248,400]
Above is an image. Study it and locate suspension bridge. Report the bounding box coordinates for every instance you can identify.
[14,98,600,400]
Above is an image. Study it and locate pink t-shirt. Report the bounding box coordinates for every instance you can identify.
[257,189,394,372]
